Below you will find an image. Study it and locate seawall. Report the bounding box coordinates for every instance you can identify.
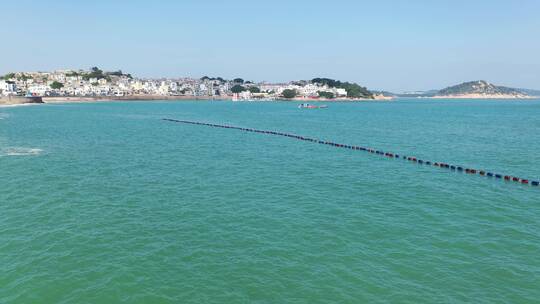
[0,96,44,105]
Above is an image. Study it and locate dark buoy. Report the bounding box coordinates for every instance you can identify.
[163,118,538,188]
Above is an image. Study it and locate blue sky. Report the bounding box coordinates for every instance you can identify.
[1,0,539,92]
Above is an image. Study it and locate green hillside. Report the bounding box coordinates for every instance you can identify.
[437,80,526,96]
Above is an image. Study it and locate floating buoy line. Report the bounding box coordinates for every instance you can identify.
[163,118,539,188]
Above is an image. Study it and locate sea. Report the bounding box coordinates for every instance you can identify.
[1,99,539,303]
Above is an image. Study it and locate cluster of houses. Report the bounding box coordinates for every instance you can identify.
[0,69,352,100]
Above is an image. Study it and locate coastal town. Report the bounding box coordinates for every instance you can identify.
[0,67,382,102]
[2,68,536,105]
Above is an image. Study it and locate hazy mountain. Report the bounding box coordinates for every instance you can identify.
[517,88,540,97]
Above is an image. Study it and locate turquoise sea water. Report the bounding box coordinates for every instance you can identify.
[1,99,540,303]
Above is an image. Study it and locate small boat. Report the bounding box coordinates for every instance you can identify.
[298,103,327,109]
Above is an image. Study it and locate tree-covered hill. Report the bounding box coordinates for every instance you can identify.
[437,80,527,96]
[311,78,373,99]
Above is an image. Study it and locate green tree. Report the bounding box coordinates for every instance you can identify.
[83,67,105,80]
[50,81,64,90]
[312,78,341,87]
[3,73,16,80]
[231,85,246,93]
[341,82,372,98]
[281,89,297,99]
[17,74,33,81]
[233,78,244,84]
[248,86,261,93]
[107,70,124,77]
[318,91,335,99]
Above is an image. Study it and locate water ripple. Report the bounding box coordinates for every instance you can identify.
[1,100,539,303]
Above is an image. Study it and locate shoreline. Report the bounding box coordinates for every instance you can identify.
[41,95,392,103]
[42,95,228,103]
[4,95,536,106]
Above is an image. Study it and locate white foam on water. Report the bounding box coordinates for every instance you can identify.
[0,103,38,108]
[1,147,44,156]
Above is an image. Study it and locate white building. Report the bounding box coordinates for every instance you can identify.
[239,91,252,100]
[297,84,321,97]
[165,81,176,92]
[27,84,50,96]
[159,81,170,95]
[259,83,287,93]
[334,88,347,97]
[0,80,17,96]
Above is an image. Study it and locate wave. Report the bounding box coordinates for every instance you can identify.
[1,147,44,156]
[0,103,38,108]
[0,113,9,120]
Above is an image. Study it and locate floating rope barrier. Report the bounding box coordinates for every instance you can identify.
[163,118,539,187]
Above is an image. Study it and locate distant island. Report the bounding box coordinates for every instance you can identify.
[395,80,538,99]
